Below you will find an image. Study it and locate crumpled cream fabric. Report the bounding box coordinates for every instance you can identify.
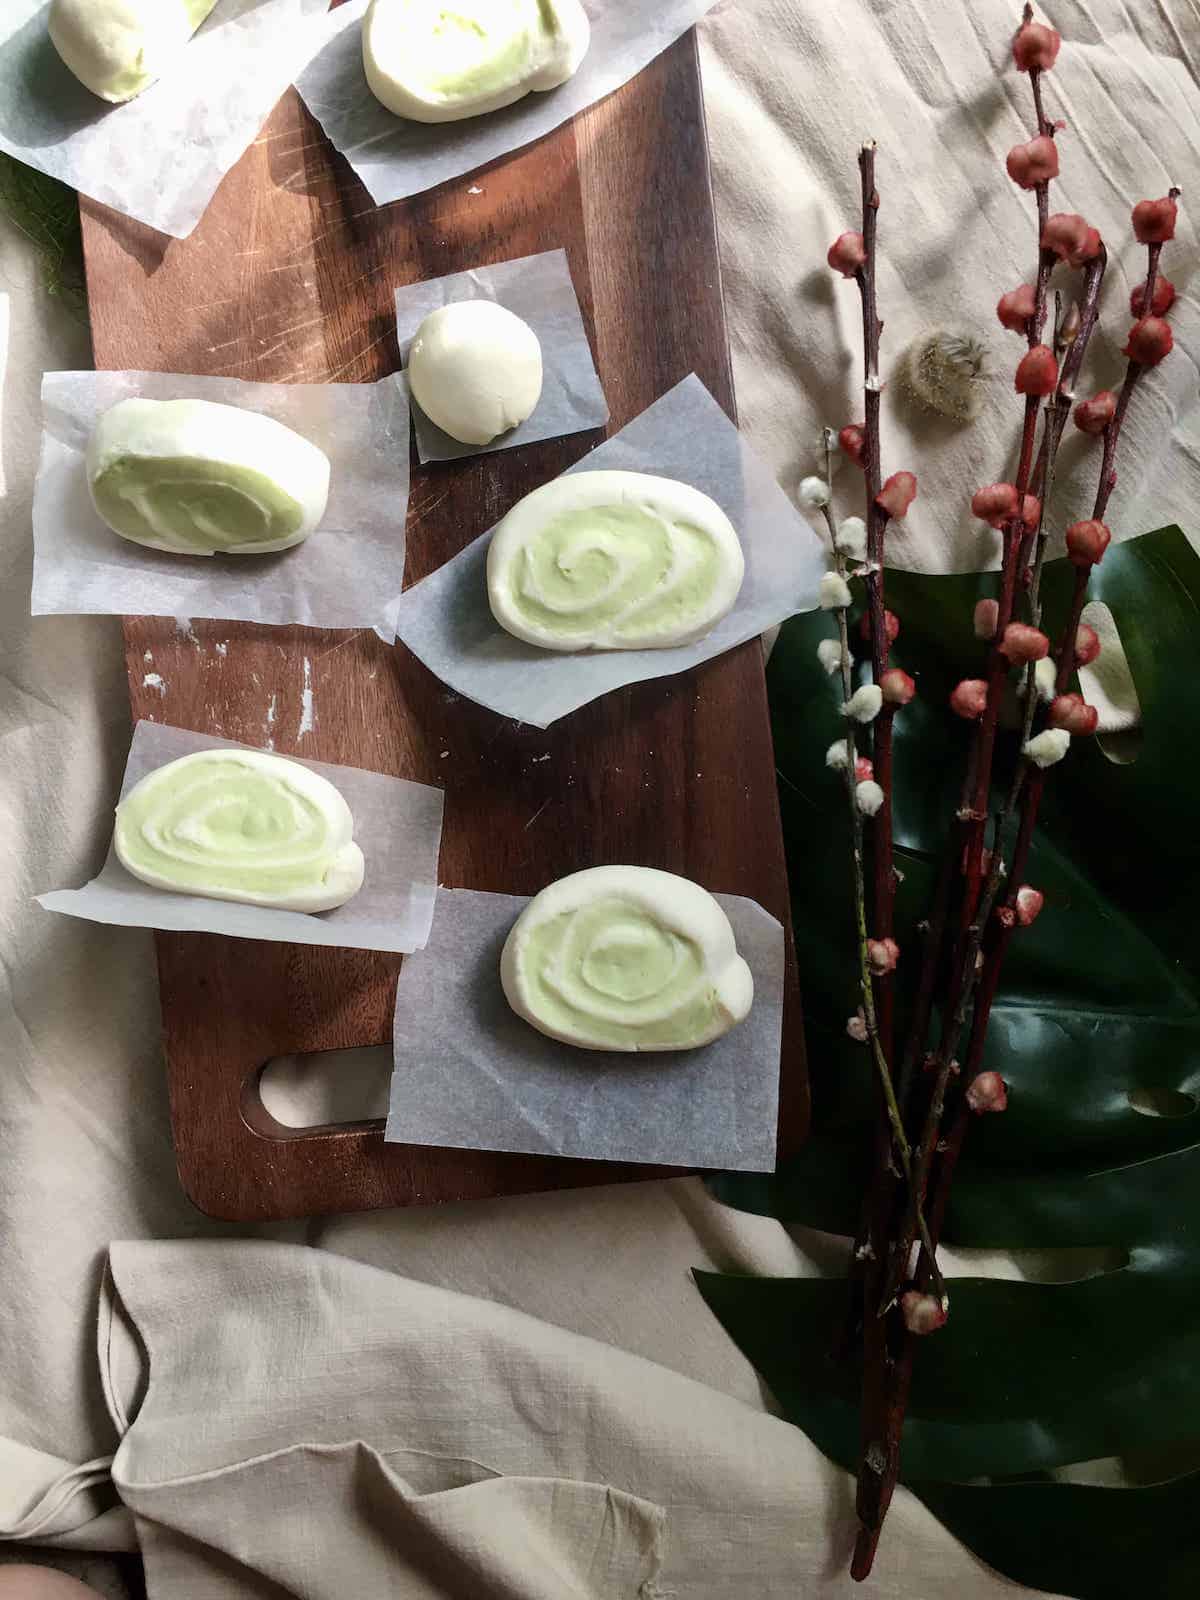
[93,1238,1065,1599]
[1,1,1195,1596]
[700,0,1198,573]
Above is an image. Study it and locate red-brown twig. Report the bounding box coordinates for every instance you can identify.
[851,18,1094,1576]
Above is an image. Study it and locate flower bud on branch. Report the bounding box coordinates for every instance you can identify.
[1065,518,1112,566]
[1015,344,1059,395]
[828,231,867,276]
[1132,194,1178,243]
[900,1290,948,1335]
[880,668,916,706]
[1123,316,1174,366]
[860,609,901,645]
[950,679,989,719]
[1130,276,1175,318]
[1006,135,1059,188]
[1074,623,1101,666]
[966,1071,1009,1113]
[1000,622,1050,663]
[839,424,867,464]
[971,482,1020,528]
[846,1012,869,1044]
[867,937,900,975]
[1012,15,1061,71]
[799,475,832,508]
[1074,390,1117,434]
[997,283,1037,332]
[1041,212,1101,266]
[855,755,875,783]
[1015,885,1045,925]
[1048,693,1099,734]
[877,471,918,519]
[973,599,1000,639]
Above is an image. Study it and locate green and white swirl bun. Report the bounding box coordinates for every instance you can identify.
[114,750,365,913]
[500,866,754,1052]
[49,0,218,104]
[363,0,590,124]
[86,399,331,557]
[487,471,746,651]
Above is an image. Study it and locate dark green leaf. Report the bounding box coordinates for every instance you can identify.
[704,526,1200,1598]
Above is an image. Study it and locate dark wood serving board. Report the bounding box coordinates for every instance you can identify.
[79,29,807,1221]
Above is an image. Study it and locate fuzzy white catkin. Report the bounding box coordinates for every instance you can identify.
[835,516,868,560]
[798,475,831,508]
[1024,728,1070,767]
[855,778,885,815]
[817,638,845,675]
[825,739,852,770]
[819,572,852,610]
[843,684,883,723]
[1016,657,1057,703]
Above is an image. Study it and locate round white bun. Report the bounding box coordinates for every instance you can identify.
[408,301,544,447]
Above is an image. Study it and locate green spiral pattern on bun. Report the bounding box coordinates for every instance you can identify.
[500,865,754,1051]
[487,470,746,652]
[114,749,364,913]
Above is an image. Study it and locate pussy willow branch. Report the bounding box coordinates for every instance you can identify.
[817,442,946,1308]
[854,141,898,1071]
[846,143,932,1580]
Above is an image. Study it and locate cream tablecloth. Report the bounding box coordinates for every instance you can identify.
[1,1,1196,1594]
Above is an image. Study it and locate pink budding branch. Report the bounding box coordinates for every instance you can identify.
[810,4,1181,1580]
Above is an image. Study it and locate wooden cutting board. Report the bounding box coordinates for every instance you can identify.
[78,29,807,1221]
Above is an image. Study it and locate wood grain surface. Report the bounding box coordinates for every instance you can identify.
[79,30,808,1221]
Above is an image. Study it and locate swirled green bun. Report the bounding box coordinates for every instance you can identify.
[486,470,746,651]
[87,398,331,557]
[49,0,218,103]
[115,749,365,913]
[363,0,590,124]
[500,866,754,1052]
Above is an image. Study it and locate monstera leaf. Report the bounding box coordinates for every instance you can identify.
[699,525,1200,1599]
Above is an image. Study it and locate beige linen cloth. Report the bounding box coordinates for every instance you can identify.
[1,1,1195,1595]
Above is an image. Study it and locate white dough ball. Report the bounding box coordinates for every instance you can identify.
[408,301,544,447]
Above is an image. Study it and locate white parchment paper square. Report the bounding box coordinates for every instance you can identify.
[295,0,721,207]
[0,0,329,239]
[31,369,410,637]
[386,886,783,1171]
[395,249,607,462]
[392,374,827,726]
[38,722,445,955]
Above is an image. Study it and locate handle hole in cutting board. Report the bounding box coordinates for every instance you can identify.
[245,1046,393,1136]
